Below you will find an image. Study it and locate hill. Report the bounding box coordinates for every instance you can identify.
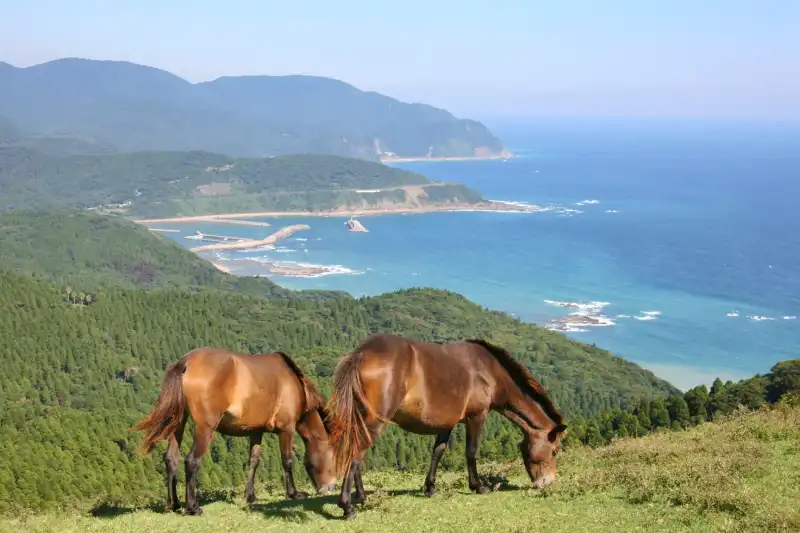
[4,404,798,532]
[0,58,510,161]
[0,147,490,217]
[0,211,343,300]
[0,264,677,512]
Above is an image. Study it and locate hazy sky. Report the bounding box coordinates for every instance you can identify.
[1,1,798,119]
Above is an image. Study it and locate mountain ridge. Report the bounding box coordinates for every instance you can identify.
[0,58,509,161]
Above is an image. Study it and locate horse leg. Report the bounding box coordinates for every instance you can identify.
[352,461,366,505]
[164,417,186,512]
[423,429,453,497]
[278,429,308,500]
[465,413,490,494]
[244,431,264,505]
[339,420,386,518]
[184,423,214,515]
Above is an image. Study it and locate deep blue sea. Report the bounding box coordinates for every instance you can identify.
[158,120,800,390]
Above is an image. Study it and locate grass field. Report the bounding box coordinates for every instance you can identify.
[3,405,798,533]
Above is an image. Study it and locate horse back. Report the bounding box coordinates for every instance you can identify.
[357,334,496,432]
[182,348,305,434]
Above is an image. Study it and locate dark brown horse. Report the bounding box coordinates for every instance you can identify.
[134,347,337,515]
[327,333,566,519]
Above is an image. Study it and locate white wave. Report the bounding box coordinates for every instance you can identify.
[274,261,362,278]
[727,312,740,317]
[634,315,657,321]
[489,199,538,209]
[295,238,308,242]
[616,314,631,318]
[544,300,610,312]
[641,310,662,316]
[575,199,600,206]
[233,244,276,252]
[748,315,774,321]
[241,257,362,278]
[784,316,797,320]
[552,325,591,333]
[272,247,296,253]
[605,209,619,214]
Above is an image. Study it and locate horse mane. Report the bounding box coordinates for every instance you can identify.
[275,351,326,415]
[465,338,563,425]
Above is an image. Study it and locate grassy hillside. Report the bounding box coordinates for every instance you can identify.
[0,266,677,512]
[0,58,508,160]
[0,211,343,300]
[0,147,485,216]
[5,405,798,532]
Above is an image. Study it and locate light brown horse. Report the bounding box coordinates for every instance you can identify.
[327,333,567,519]
[134,347,337,515]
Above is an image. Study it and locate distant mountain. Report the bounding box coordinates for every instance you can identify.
[0,116,117,155]
[0,115,22,143]
[0,58,510,161]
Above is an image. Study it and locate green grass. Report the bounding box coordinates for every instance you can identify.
[4,405,798,533]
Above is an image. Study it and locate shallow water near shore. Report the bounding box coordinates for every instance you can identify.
[158,120,800,390]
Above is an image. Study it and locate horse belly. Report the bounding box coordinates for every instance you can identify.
[392,396,464,434]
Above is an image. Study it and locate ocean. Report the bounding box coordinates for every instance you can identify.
[157,119,800,390]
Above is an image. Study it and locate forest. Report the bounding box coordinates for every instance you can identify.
[0,211,797,513]
[0,146,483,217]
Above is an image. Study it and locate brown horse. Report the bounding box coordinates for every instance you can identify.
[133,347,337,515]
[327,333,567,519]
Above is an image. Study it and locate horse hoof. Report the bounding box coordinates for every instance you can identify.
[184,507,203,516]
[352,494,366,505]
[423,487,436,497]
[475,485,491,495]
[344,510,357,520]
[245,495,256,505]
[290,491,309,500]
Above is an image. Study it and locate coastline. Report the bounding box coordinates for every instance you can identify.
[134,200,540,224]
[212,262,232,273]
[380,152,517,164]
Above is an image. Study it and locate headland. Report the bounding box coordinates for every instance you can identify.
[380,149,517,164]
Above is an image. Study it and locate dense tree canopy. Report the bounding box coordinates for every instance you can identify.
[0,147,482,217]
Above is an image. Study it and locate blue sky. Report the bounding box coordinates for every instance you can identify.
[1,1,798,119]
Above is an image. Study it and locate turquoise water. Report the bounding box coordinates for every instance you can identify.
[158,120,800,390]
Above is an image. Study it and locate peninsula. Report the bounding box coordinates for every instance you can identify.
[190,224,310,252]
[380,148,517,164]
[1,147,535,219]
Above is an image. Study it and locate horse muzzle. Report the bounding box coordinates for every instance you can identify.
[317,482,338,495]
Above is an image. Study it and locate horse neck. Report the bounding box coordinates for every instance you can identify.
[496,375,554,432]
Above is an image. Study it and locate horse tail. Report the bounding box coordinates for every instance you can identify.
[326,351,382,476]
[132,359,187,454]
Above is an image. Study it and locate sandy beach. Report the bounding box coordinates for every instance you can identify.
[212,262,232,273]
[135,200,540,225]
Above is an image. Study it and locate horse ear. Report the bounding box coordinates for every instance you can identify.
[548,424,568,442]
